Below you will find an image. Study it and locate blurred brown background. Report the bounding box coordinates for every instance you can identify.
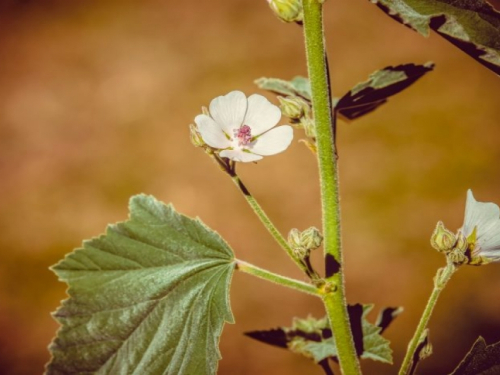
[1,0,500,374]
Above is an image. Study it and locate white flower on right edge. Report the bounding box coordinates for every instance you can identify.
[460,189,500,264]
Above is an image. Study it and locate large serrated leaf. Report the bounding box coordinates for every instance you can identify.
[369,0,500,75]
[335,63,434,120]
[449,337,500,375]
[47,194,235,375]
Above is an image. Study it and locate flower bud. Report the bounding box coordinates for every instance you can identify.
[288,228,307,259]
[288,227,323,260]
[288,228,302,248]
[430,221,456,253]
[454,231,468,254]
[448,247,467,265]
[301,227,323,250]
[278,96,309,120]
[267,0,303,23]
[300,117,316,138]
[189,124,205,148]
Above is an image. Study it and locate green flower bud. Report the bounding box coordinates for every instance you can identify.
[430,221,456,253]
[446,231,469,264]
[288,228,302,247]
[300,117,316,138]
[267,0,303,23]
[288,227,323,260]
[454,231,468,254]
[189,124,205,148]
[448,247,467,265]
[278,96,309,119]
[301,227,323,251]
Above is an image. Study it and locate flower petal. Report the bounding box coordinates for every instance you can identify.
[477,221,500,254]
[243,94,281,136]
[195,114,231,149]
[250,125,293,156]
[462,189,500,259]
[209,91,247,135]
[220,149,263,162]
[463,190,500,238]
[480,250,500,262]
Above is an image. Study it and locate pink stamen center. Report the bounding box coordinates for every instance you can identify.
[234,125,252,146]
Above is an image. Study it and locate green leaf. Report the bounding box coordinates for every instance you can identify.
[449,337,500,375]
[47,194,235,375]
[245,304,395,366]
[369,0,500,75]
[409,329,433,375]
[256,64,433,123]
[334,63,434,120]
[255,76,312,100]
[376,306,404,334]
[356,304,393,364]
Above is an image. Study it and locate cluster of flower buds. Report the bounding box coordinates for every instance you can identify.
[266,0,303,23]
[288,227,323,260]
[430,222,468,265]
[430,190,500,266]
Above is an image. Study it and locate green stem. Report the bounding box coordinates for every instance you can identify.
[208,154,316,278]
[302,1,361,374]
[399,262,457,375]
[229,173,314,277]
[235,259,320,297]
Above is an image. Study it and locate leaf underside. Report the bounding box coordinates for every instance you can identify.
[370,0,500,75]
[246,304,397,371]
[255,62,432,122]
[334,63,434,120]
[47,194,235,375]
[450,336,500,375]
[254,76,312,100]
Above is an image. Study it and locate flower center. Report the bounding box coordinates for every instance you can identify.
[234,125,252,146]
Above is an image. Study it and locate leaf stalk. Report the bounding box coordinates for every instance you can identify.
[235,259,320,296]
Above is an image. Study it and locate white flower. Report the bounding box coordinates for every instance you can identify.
[460,189,500,263]
[195,91,293,162]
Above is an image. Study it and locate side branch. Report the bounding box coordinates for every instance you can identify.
[235,259,320,297]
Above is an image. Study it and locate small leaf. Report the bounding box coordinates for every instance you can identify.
[255,76,312,100]
[256,65,431,123]
[449,336,500,375]
[357,305,393,364]
[334,63,434,120]
[369,0,500,75]
[47,194,235,375]
[376,306,404,334]
[245,328,288,349]
[409,329,432,375]
[245,304,395,366]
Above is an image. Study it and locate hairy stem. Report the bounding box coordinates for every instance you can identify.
[229,173,315,278]
[208,153,313,276]
[302,1,361,374]
[399,262,457,375]
[235,259,320,296]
